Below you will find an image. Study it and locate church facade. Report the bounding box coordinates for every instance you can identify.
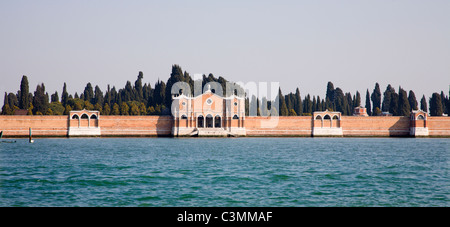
[171,86,246,136]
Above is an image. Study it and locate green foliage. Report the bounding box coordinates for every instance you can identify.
[19,75,30,109]
[429,93,443,116]
[49,102,65,115]
[420,95,427,112]
[365,89,372,116]
[371,83,381,115]
[398,87,410,116]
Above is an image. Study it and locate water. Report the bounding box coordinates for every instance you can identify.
[0,138,448,207]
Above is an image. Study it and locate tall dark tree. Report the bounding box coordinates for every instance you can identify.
[19,75,30,109]
[382,84,395,112]
[277,88,289,116]
[371,83,381,115]
[61,83,69,106]
[398,87,410,116]
[93,85,104,106]
[429,93,443,116]
[294,88,302,116]
[83,83,94,103]
[420,95,427,112]
[334,88,346,114]
[354,91,361,107]
[345,92,353,115]
[408,90,418,111]
[365,89,372,116]
[389,91,399,116]
[304,94,312,114]
[440,91,447,114]
[33,83,49,115]
[51,91,59,103]
[325,81,335,110]
[135,71,144,102]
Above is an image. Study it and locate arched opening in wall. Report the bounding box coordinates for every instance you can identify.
[233,115,239,119]
[332,115,340,128]
[90,114,98,127]
[197,115,204,128]
[206,114,213,128]
[181,115,188,127]
[416,114,426,127]
[80,113,89,127]
[323,115,331,128]
[214,115,221,128]
[315,115,323,127]
[71,114,80,128]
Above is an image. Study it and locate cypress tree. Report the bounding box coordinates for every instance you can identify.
[398,87,410,116]
[420,95,427,112]
[277,88,289,116]
[83,83,94,103]
[382,84,394,112]
[61,83,69,107]
[19,75,30,109]
[429,93,443,116]
[294,88,302,116]
[371,83,381,115]
[354,91,361,107]
[408,90,418,111]
[389,91,399,116]
[33,83,49,115]
[325,82,335,110]
[51,91,59,103]
[135,71,144,102]
[93,85,104,106]
[334,88,346,114]
[365,89,372,116]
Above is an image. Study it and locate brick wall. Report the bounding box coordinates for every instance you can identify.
[341,116,410,136]
[245,116,312,136]
[0,115,69,137]
[1,115,449,137]
[427,117,450,136]
[100,116,173,136]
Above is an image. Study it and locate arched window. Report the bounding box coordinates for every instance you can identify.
[417,115,425,120]
[324,115,331,120]
[315,115,322,120]
[81,114,89,119]
[214,115,221,128]
[181,115,187,119]
[90,114,98,119]
[332,115,339,120]
[233,115,239,119]
[72,114,79,119]
[206,114,213,128]
[197,115,204,128]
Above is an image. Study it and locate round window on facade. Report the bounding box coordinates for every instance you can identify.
[182,101,186,106]
[206,98,213,105]
[234,102,238,106]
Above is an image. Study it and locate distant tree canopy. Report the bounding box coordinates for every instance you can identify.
[1,66,449,117]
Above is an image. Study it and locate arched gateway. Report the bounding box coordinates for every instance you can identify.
[171,86,246,136]
[68,109,101,136]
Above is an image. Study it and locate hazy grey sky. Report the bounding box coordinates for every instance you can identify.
[1,0,449,107]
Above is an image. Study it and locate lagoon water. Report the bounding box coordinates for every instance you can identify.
[0,137,448,207]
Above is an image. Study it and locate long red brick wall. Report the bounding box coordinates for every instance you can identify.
[100,116,172,136]
[245,116,312,136]
[340,116,411,136]
[1,115,449,137]
[427,117,450,136]
[0,116,68,137]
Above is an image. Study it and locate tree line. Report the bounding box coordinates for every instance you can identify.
[1,65,449,117]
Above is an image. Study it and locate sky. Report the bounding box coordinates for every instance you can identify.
[1,0,449,107]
